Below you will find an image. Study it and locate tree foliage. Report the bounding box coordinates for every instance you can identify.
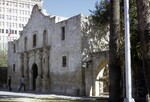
[129,0,147,99]
[90,0,147,100]
[0,50,7,67]
[136,0,150,97]
[90,0,109,26]
[81,0,110,63]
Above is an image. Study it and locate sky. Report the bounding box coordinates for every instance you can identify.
[43,0,99,17]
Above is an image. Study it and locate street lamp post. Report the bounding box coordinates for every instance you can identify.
[123,0,135,102]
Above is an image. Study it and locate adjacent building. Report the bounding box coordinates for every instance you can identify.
[0,0,43,50]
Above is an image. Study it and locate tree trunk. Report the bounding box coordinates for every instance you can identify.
[136,0,150,95]
[109,0,121,101]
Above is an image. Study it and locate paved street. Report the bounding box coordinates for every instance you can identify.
[0,90,109,102]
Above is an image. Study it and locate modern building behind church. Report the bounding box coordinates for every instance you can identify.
[8,5,109,96]
[0,0,43,50]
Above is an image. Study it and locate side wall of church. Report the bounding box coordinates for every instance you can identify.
[50,15,83,95]
[8,41,21,90]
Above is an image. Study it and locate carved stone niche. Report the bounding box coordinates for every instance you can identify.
[28,50,35,58]
[37,49,42,61]
[43,46,50,54]
[42,48,50,92]
[36,49,43,91]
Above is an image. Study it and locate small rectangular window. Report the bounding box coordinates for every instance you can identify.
[43,30,47,46]
[15,30,17,34]
[24,37,27,50]
[19,31,22,35]
[62,56,67,67]
[61,26,65,40]
[13,64,15,72]
[12,30,14,34]
[14,44,16,53]
[6,29,8,33]
[33,34,36,47]
[2,29,4,33]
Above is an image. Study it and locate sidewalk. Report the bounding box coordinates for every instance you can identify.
[0,89,109,101]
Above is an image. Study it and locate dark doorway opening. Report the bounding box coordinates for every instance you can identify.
[32,63,38,90]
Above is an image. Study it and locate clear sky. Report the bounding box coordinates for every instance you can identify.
[43,0,99,17]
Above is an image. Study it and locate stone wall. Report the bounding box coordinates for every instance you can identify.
[85,51,109,96]
[8,41,21,90]
[8,5,84,96]
[8,4,110,96]
[50,14,83,96]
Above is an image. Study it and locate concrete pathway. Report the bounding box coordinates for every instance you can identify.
[0,90,109,102]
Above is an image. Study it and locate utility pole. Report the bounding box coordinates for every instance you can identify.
[123,0,135,102]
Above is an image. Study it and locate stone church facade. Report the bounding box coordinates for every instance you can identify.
[8,5,109,96]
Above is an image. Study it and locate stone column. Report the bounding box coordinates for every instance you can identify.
[23,52,29,90]
[36,50,42,91]
[29,51,34,90]
[24,53,28,77]
[42,49,50,92]
[44,53,49,78]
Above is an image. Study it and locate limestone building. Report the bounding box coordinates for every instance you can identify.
[8,5,109,96]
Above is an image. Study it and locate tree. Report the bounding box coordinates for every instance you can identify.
[136,0,150,95]
[0,50,7,67]
[90,0,110,52]
[89,0,122,101]
[88,0,148,101]
[81,0,109,62]
[109,0,122,101]
[126,0,148,100]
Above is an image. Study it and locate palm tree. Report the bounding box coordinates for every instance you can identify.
[136,0,150,95]
[109,0,121,101]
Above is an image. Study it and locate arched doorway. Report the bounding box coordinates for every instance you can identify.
[32,63,38,90]
[94,57,109,96]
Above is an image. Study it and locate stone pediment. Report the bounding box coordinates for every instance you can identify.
[24,5,46,30]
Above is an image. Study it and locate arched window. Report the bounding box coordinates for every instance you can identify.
[62,56,67,67]
[33,34,36,47]
[61,26,65,40]
[43,30,47,46]
[13,44,16,53]
[13,64,15,72]
[24,37,27,50]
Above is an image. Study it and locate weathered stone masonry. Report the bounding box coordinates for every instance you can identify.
[8,5,84,95]
[8,5,109,96]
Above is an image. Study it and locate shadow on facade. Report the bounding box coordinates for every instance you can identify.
[0,67,7,88]
[32,63,38,90]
